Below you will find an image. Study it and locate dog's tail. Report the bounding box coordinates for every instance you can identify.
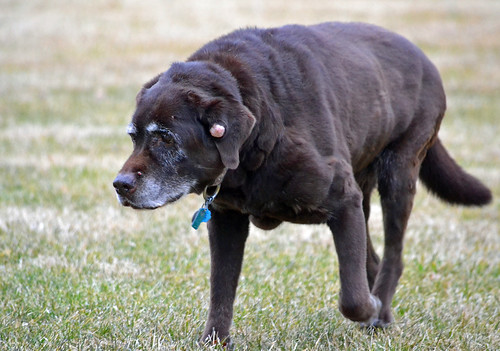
[419,138,492,206]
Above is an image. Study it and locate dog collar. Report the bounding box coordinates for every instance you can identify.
[191,184,221,230]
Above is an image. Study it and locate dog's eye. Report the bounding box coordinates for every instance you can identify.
[157,128,175,145]
[129,133,138,144]
[127,123,138,144]
[161,132,175,145]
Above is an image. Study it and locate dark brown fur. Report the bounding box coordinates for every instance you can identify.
[113,22,492,344]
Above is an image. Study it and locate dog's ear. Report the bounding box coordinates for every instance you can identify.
[188,90,256,169]
[210,105,256,169]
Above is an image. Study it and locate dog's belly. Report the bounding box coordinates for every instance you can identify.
[215,189,332,229]
[245,198,331,229]
[251,210,330,228]
[249,210,329,230]
[249,215,282,230]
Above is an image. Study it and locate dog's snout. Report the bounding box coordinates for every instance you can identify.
[113,172,138,196]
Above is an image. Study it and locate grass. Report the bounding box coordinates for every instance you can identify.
[1,0,499,349]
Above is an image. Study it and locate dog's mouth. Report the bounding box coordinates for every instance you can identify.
[115,185,190,210]
[119,198,159,210]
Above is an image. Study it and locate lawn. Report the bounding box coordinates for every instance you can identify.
[1,0,499,350]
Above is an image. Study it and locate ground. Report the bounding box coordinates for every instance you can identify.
[0,0,499,349]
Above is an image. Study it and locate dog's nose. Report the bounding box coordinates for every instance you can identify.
[113,172,137,196]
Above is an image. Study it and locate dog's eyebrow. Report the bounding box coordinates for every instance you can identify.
[146,122,172,134]
[146,122,159,133]
[127,123,137,135]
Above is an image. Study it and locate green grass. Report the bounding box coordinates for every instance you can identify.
[1,0,499,350]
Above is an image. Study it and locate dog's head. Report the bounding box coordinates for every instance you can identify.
[113,61,256,209]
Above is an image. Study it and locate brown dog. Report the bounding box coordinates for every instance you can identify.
[113,22,491,344]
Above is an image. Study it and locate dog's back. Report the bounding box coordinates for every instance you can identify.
[189,22,446,172]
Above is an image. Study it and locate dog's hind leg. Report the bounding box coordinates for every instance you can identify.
[201,209,250,346]
[371,148,421,326]
[357,167,381,290]
[365,203,381,291]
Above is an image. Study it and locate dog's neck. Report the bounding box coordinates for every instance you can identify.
[211,168,227,188]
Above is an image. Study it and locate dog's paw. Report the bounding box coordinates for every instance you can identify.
[200,331,232,350]
[359,294,382,328]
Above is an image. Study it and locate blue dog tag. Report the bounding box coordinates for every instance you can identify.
[191,207,212,230]
[191,184,220,230]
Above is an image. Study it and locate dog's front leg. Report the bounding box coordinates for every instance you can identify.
[201,209,249,346]
[327,187,381,325]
